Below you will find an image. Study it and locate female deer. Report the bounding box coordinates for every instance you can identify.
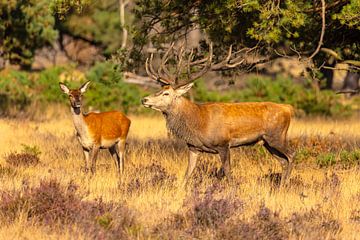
[59,81,131,175]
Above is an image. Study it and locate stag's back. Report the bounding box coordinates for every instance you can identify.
[198,102,293,143]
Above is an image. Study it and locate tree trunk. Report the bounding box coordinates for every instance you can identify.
[119,0,128,49]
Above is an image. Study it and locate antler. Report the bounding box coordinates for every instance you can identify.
[145,42,247,87]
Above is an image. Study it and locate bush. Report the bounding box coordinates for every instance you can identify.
[0,70,33,115]
[194,75,353,117]
[5,144,41,167]
[0,179,136,239]
[316,153,336,168]
[0,67,355,117]
[85,62,147,113]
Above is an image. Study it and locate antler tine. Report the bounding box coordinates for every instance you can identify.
[145,53,171,86]
[186,48,194,80]
[145,54,158,80]
[185,42,213,83]
[210,44,245,70]
[174,42,186,80]
[158,42,175,82]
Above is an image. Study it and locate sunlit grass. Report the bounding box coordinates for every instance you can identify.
[0,107,360,239]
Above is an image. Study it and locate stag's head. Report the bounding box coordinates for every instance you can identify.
[59,81,91,109]
[142,83,194,111]
[141,42,244,112]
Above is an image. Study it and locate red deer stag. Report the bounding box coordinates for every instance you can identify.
[141,43,294,186]
[59,81,131,175]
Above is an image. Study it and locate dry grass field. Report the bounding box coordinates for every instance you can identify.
[0,107,360,239]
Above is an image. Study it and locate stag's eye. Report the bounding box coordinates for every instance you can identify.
[163,92,169,96]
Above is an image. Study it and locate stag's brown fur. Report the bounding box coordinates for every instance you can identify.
[142,83,294,186]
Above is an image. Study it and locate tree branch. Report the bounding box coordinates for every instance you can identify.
[308,0,326,60]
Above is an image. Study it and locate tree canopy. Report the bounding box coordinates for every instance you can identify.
[132,0,360,70]
[1,0,359,71]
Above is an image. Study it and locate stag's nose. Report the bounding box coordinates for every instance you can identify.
[141,98,148,105]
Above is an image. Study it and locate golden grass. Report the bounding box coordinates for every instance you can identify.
[0,109,360,239]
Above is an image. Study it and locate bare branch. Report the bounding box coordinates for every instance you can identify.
[308,0,326,60]
[336,89,359,94]
[123,72,159,87]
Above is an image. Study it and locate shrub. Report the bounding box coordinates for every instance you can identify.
[0,165,17,177]
[316,153,336,168]
[194,75,353,117]
[85,62,148,113]
[5,144,41,167]
[125,163,176,194]
[0,179,136,239]
[288,206,341,239]
[0,70,32,115]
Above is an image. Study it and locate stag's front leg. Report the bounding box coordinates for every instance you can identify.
[90,145,100,175]
[183,148,199,186]
[218,146,231,179]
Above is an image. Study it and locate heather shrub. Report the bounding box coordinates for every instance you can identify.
[0,165,17,177]
[288,206,341,239]
[125,163,176,194]
[217,205,289,240]
[153,184,242,238]
[0,179,137,239]
[190,187,242,229]
[5,144,41,167]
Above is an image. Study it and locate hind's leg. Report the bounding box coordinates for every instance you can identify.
[117,139,126,174]
[82,147,90,173]
[90,145,100,175]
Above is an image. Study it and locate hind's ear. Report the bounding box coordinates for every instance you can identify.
[79,81,91,93]
[59,82,70,94]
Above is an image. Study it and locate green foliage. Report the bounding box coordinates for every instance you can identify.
[316,153,336,168]
[50,0,89,19]
[133,0,360,66]
[0,70,33,113]
[316,150,360,168]
[85,62,147,113]
[0,64,148,114]
[0,0,58,68]
[339,150,360,168]
[21,144,42,158]
[0,67,355,117]
[333,0,360,30]
[61,0,131,56]
[194,75,352,117]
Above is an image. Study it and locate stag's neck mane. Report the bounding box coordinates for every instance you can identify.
[163,97,205,146]
[70,107,88,136]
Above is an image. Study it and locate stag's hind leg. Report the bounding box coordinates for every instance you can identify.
[263,135,293,186]
[109,145,121,174]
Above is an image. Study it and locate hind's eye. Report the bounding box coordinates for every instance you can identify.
[163,92,169,96]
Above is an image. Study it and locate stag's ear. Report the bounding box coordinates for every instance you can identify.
[79,81,91,94]
[175,82,194,96]
[59,82,70,94]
